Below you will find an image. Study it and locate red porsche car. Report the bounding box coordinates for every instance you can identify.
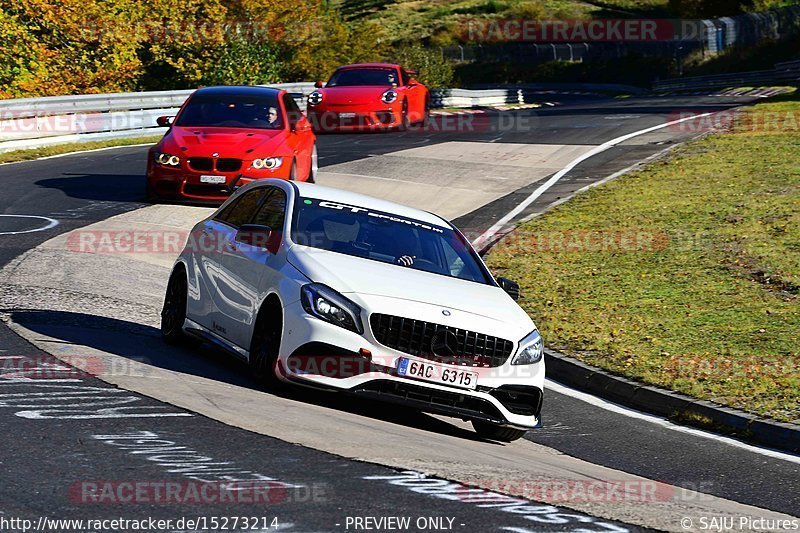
[305,63,430,132]
[146,86,317,204]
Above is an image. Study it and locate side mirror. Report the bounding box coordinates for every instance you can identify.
[235,224,279,253]
[407,78,419,87]
[314,81,324,88]
[287,111,301,132]
[497,277,520,301]
[156,116,174,127]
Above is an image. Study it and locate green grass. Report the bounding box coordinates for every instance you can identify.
[332,0,672,44]
[485,92,800,423]
[0,135,162,164]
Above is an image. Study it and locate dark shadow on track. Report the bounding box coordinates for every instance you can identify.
[35,173,148,203]
[7,308,492,443]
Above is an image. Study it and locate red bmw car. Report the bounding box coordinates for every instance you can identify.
[147,86,317,204]
[306,63,430,132]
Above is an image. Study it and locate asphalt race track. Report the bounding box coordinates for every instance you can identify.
[1,94,798,532]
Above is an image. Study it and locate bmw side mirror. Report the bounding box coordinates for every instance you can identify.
[314,81,324,88]
[235,224,278,253]
[497,277,520,301]
[156,116,174,127]
[287,111,302,133]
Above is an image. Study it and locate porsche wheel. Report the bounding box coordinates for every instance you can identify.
[398,100,410,131]
[422,96,431,128]
[472,420,528,442]
[161,267,188,344]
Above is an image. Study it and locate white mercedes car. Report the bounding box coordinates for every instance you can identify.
[161,179,544,441]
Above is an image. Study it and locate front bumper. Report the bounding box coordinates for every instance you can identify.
[147,162,289,203]
[307,105,403,132]
[279,300,544,429]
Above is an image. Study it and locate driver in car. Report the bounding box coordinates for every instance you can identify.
[394,229,417,267]
[266,106,281,128]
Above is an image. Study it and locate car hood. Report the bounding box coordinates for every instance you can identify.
[287,245,534,338]
[320,86,393,106]
[161,126,286,156]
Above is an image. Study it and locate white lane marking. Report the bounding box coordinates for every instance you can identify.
[471,112,714,249]
[515,143,681,226]
[0,142,156,166]
[545,379,800,465]
[0,214,59,235]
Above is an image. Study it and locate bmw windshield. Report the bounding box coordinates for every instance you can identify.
[175,93,284,129]
[291,198,494,285]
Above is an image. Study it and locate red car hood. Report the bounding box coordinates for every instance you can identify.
[320,86,392,106]
[163,127,286,156]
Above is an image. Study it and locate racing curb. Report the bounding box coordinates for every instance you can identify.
[544,348,800,454]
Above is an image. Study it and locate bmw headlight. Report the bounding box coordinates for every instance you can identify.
[511,330,544,365]
[252,157,283,170]
[301,283,364,334]
[153,152,181,167]
[381,89,398,104]
[307,91,323,106]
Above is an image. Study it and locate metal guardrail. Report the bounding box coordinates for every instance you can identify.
[0,83,639,153]
[0,83,315,153]
[652,59,800,91]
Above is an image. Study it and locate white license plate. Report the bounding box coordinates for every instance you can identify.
[200,175,226,184]
[396,357,478,390]
[338,112,356,119]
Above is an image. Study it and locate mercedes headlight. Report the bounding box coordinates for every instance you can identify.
[153,152,181,167]
[307,91,323,106]
[252,157,283,170]
[511,330,543,365]
[301,283,364,334]
[381,89,398,104]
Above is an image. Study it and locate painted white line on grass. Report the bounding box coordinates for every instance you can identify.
[545,379,800,465]
[515,142,681,226]
[471,112,714,249]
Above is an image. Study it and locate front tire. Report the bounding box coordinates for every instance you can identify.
[398,100,410,131]
[472,420,528,442]
[249,310,282,389]
[161,268,188,344]
[307,144,317,183]
[146,181,160,203]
